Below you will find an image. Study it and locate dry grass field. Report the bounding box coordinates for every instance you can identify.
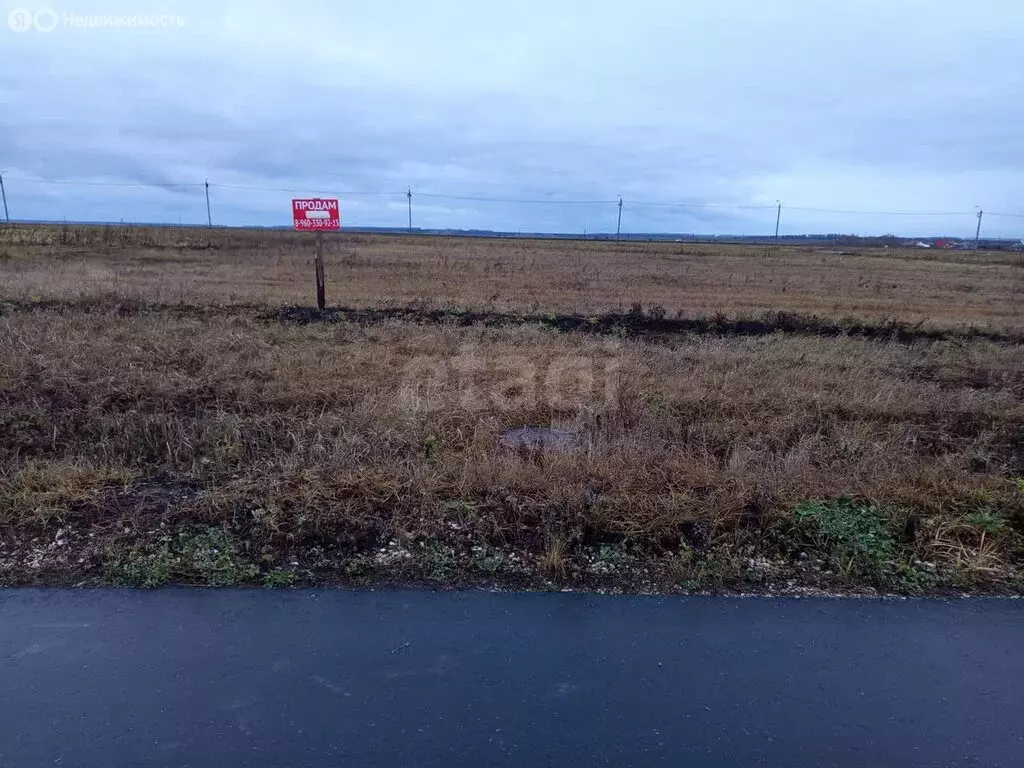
[1,224,1022,592]
[2,224,1022,330]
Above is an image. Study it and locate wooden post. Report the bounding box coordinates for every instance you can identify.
[774,201,781,251]
[204,179,212,228]
[314,231,326,310]
[0,173,9,223]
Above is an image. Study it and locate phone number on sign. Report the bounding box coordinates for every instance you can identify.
[295,219,339,230]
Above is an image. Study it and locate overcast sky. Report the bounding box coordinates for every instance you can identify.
[2,0,1022,236]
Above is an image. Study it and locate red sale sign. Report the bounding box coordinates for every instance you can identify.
[292,198,341,230]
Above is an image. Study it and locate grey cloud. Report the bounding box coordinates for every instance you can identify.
[1,0,1022,236]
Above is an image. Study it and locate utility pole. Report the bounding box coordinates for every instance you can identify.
[974,208,983,251]
[0,173,8,223]
[407,187,412,233]
[205,179,212,228]
[774,201,781,250]
[616,197,623,241]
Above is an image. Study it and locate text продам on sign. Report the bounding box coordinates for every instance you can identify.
[292,198,341,230]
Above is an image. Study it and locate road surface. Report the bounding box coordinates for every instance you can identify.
[0,589,1020,767]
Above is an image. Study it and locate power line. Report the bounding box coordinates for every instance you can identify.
[3,177,400,196]
[621,200,978,216]
[416,192,617,205]
[4,176,203,189]
[3,175,1018,227]
[626,199,776,210]
[785,206,968,216]
[210,183,400,195]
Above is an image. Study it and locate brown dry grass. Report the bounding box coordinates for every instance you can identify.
[2,302,1022,590]
[1,224,1022,591]
[2,223,1022,331]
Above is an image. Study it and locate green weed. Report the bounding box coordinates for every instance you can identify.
[263,568,304,588]
[423,434,441,463]
[423,538,457,581]
[964,510,1008,536]
[105,527,259,587]
[469,544,506,573]
[793,498,897,578]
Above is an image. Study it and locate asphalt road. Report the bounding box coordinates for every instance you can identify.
[0,589,1020,767]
